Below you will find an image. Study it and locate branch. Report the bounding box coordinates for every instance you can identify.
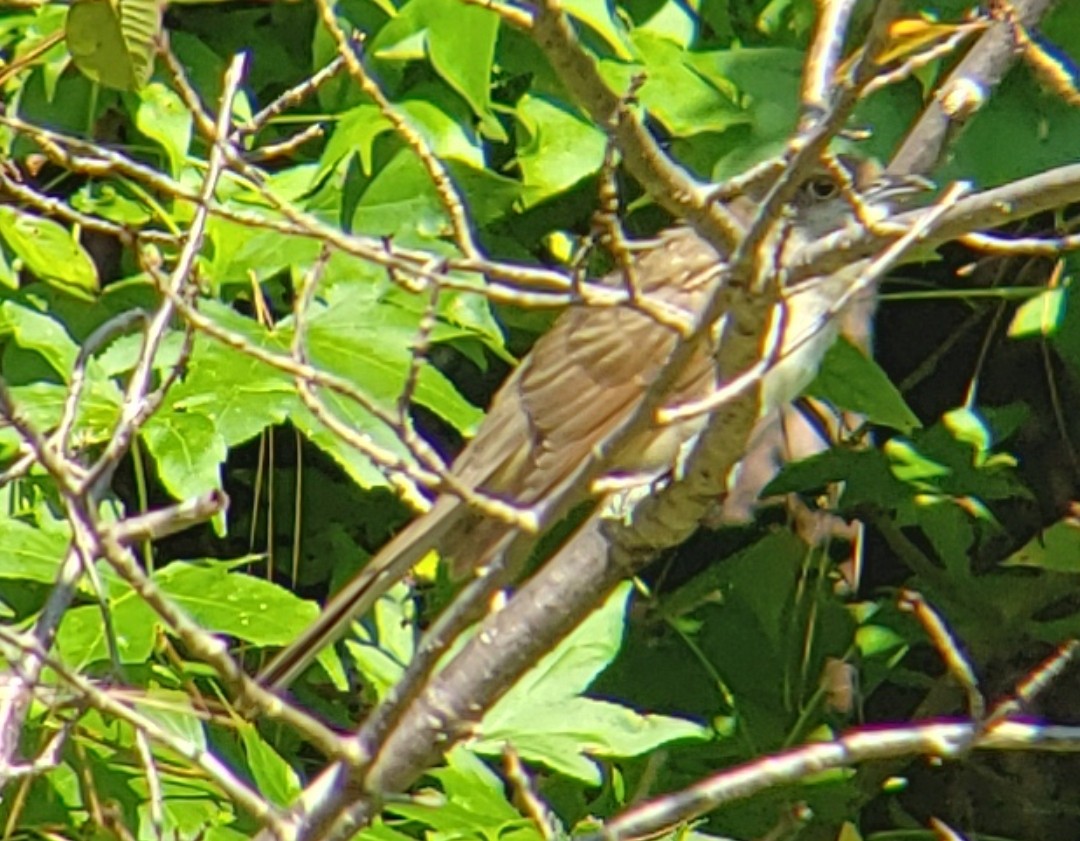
[888,0,1058,177]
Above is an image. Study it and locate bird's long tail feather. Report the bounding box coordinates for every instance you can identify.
[257,495,464,691]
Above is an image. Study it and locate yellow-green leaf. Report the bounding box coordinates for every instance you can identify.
[135,82,192,177]
[1008,286,1066,338]
[0,207,99,297]
[66,0,159,92]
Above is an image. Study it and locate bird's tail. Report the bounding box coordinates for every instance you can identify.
[256,495,465,692]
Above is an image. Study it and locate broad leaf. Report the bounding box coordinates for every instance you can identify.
[514,93,607,206]
[153,561,320,647]
[65,0,159,91]
[0,518,71,586]
[808,337,922,433]
[470,584,709,783]
[239,725,302,807]
[371,0,503,138]
[0,207,99,296]
[134,82,193,177]
[1002,515,1080,573]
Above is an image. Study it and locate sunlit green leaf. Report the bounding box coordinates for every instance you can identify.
[387,748,541,837]
[0,300,82,378]
[239,725,302,807]
[563,0,634,59]
[154,562,319,646]
[1008,285,1066,338]
[141,409,229,501]
[472,584,709,783]
[0,206,99,296]
[136,689,207,748]
[0,517,70,585]
[515,93,607,206]
[371,0,503,138]
[57,586,158,667]
[135,82,193,177]
[321,90,484,181]
[943,406,992,464]
[72,182,154,227]
[637,0,700,46]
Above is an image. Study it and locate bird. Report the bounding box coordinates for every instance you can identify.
[256,159,919,692]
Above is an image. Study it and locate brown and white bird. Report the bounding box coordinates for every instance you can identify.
[257,160,918,691]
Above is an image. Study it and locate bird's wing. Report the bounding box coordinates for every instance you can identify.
[517,228,726,500]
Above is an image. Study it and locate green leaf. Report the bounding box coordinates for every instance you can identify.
[56,583,158,667]
[1009,285,1066,338]
[153,562,320,647]
[471,584,709,783]
[0,300,82,378]
[349,148,452,238]
[421,1,502,138]
[514,94,607,207]
[6,381,122,449]
[1054,280,1080,377]
[808,337,922,433]
[371,0,503,138]
[141,410,229,501]
[688,47,804,177]
[1002,516,1080,573]
[0,517,71,586]
[562,0,634,59]
[299,283,484,434]
[883,437,950,485]
[322,103,392,178]
[616,31,744,137]
[765,447,912,511]
[134,689,208,750]
[0,244,17,290]
[342,582,419,699]
[942,406,992,465]
[134,82,193,178]
[0,207,99,296]
[321,89,484,181]
[72,182,154,227]
[239,725,302,807]
[65,0,159,92]
[637,0,700,46]
[388,748,541,837]
[144,305,380,495]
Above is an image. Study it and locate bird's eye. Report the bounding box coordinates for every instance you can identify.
[803,175,841,202]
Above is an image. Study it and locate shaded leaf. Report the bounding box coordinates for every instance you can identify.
[1002,515,1080,573]
[66,0,158,91]
[809,337,922,433]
